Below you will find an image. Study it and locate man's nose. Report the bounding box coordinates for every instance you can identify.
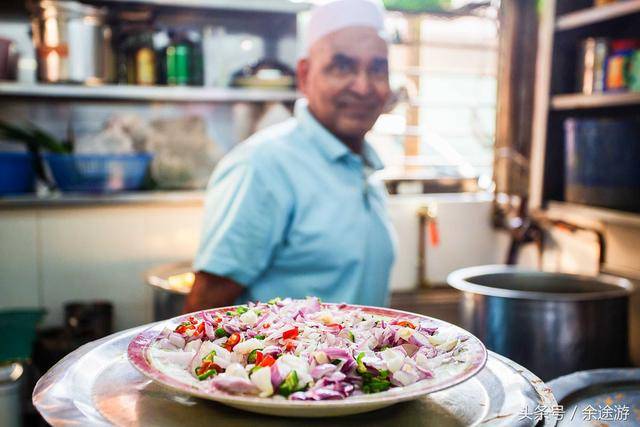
[349,70,372,96]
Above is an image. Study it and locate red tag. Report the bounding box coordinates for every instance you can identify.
[429,220,440,246]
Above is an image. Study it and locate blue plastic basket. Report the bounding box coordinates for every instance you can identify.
[45,153,153,193]
[0,152,35,195]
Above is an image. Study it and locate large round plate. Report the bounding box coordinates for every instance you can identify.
[128,303,487,417]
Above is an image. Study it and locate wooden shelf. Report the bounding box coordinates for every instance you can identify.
[555,0,640,31]
[0,83,300,103]
[90,0,310,13]
[544,201,640,228]
[551,92,640,110]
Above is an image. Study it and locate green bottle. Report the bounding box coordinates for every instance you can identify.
[166,36,190,86]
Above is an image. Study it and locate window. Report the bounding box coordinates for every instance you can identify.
[369,9,499,185]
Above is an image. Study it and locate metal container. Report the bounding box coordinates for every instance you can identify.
[0,363,23,427]
[145,261,193,321]
[549,368,640,426]
[447,265,635,381]
[29,0,113,83]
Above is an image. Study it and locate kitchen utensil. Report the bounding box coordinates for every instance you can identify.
[549,368,640,426]
[29,0,113,83]
[448,265,635,381]
[128,305,487,417]
[44,153,152,193]
[33,324,558,426]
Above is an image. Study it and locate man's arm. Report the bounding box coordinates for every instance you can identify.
[183,271,245,313]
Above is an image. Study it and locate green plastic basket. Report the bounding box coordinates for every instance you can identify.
[0,309,45,362]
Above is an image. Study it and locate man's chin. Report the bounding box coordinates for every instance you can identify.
[335,119,375,140]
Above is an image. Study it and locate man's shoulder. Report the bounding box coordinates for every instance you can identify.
[229,118,306,168]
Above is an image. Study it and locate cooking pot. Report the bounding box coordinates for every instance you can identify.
[29,0,113,83]
[146,261,193,321]
[447,265,635,381]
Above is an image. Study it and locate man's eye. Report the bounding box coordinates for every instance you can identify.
[335,61,354,73]
[369,63,388,77]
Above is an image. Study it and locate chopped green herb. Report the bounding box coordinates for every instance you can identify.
[215,327,229,338]
[255,334,266,340]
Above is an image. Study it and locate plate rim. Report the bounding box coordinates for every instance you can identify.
[127,302,488,409]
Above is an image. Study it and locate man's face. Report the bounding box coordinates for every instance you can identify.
[297,26,391,143]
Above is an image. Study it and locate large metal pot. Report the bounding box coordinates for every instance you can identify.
[145,261,192,321]
[447,265,635,381]
[29,0,113,83]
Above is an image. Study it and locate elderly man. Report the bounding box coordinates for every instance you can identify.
[184,0,395,312]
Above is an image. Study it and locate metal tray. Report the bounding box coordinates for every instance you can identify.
[549,368,640,427]
[33,324,558,426]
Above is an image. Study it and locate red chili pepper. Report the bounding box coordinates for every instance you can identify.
[197,322,205,333]
[188,316,198,324]
[255,351,264,365]
[175,323,195,334]
[284,340,296,352]
[262,323,270,329]
[225,333,241,350]
[258,354,276,367]
[196,361,223,376]
[396,320,416,329]
[282,327,299,340]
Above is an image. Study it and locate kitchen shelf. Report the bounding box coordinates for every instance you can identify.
[90,0,311,13]
[0,191,206,209]
[544,201,640,228]
[551,92,640,110]
[0,83,300,103]
[555,0,640,31]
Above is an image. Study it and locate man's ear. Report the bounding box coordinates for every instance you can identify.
[296,58,310,95]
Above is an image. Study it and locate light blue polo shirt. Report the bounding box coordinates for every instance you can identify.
[193,99,396,306]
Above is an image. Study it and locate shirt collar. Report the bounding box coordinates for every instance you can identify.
[295,98,384,171]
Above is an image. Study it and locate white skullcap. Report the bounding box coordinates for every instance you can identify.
[305,0,387,54]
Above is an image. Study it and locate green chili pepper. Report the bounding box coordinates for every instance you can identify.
[267,297,281,305]
[356,352,367,374]
[356,353,391,394]
[196,368,217,381]
[247,349,259,364]
[203,350,216,362]
[215,327,229,338]
[277,370,299,397]
[348,330,355,342]
[236,306,249,315]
